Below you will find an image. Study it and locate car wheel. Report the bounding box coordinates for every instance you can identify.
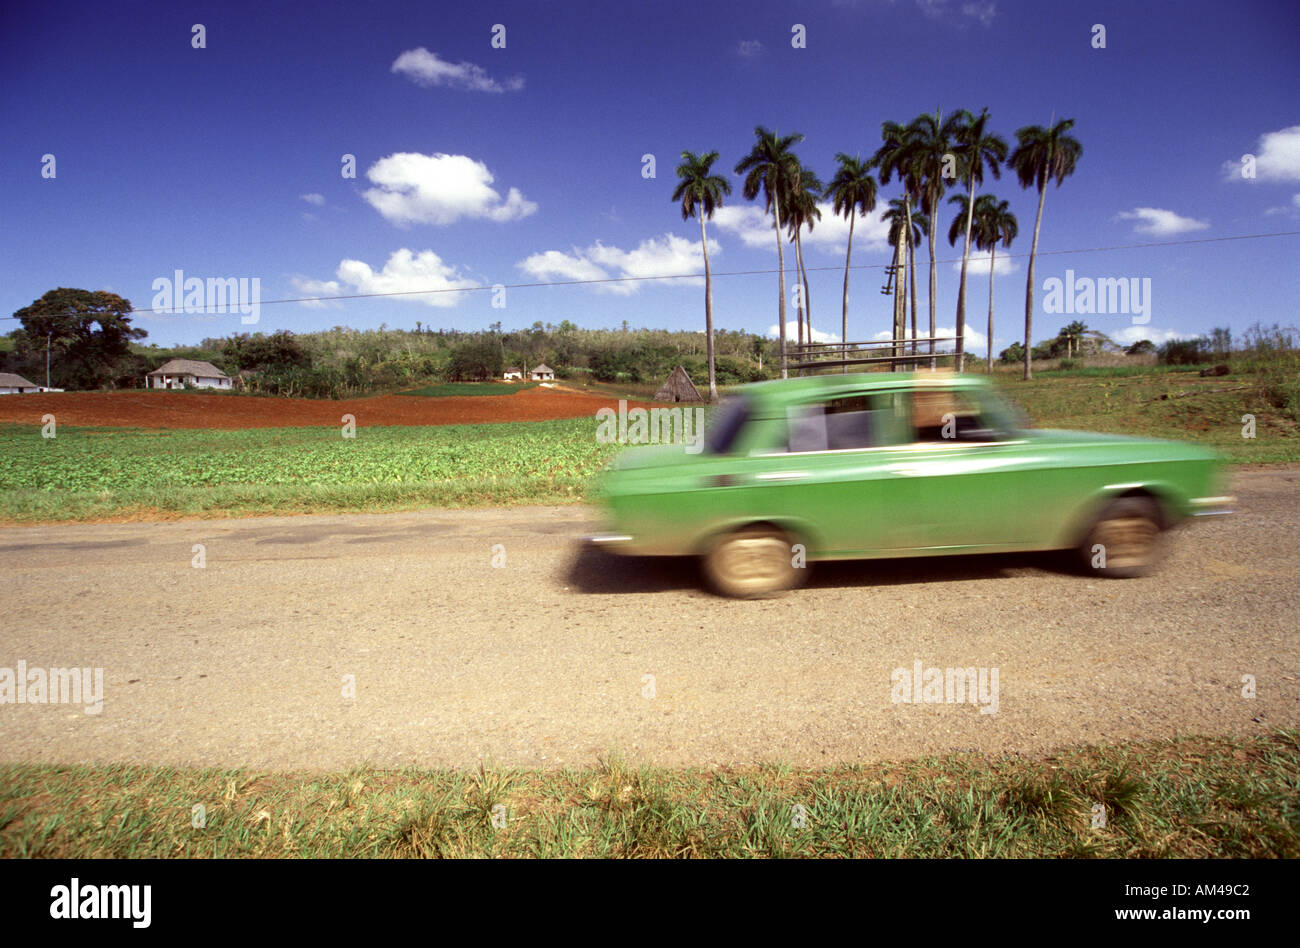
[1079,497,1164,578]
[702,525,805,598]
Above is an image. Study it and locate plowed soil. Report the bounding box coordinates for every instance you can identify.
[0,386,651,429]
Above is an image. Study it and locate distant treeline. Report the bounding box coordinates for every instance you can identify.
[145,323,780,399]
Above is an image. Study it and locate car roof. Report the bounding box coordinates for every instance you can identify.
[738,370,989,407]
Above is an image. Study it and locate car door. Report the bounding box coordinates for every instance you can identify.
[741,392,903,556]
[868,386,1038,552]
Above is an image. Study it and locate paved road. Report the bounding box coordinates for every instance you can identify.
[1,468,1296,771]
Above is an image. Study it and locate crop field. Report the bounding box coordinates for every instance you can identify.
[0,418,623,522]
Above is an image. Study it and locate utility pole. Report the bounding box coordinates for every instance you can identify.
[46,331,52,388]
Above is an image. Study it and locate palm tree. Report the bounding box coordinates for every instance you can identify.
[898,109,964,368]
[871,122,925,359]
[825,154,878,372]
[950,108,1008,372]
[736,127,803,378]
[882,198,928,363]
[1009,118,1083,379]
[967,194,1017,373]
[1060,319,1088,359]
[672,150,731,402]
[784,162,823,349]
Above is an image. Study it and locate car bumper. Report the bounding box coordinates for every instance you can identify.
[1188,495,1236,517]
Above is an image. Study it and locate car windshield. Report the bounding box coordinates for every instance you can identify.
[976,388,1030,433]
[704,397,750,454]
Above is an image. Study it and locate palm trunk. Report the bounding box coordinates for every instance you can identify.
[1024,180,1047,380]
[774,192,788,379]
[793,233,805,349]
[903,198,917,357]
[796,230,812,348]
[841,213,854,373]
[956,176,976,373]
[699,209,718,403]
[908,224,919,358]
[927,192,938,371]
[986,245,996,375]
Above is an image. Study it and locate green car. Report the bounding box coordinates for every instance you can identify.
[587,371,1234,597]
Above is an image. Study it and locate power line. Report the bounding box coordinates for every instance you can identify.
[2,229,1297,320]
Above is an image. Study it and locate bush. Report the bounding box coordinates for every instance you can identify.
[1157,338,1209,366]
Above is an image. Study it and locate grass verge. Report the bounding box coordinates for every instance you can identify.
[1,731,1296,858]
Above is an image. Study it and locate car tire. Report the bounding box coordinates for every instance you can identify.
[1078,496,1164,578]
[702,525,805,598]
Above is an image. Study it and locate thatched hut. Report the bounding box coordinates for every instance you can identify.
[654,365,703,403]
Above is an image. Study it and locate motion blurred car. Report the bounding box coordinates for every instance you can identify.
[587,371,1233,597]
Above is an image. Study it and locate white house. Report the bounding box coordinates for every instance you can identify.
[0,372,41,394]
[529,363,555,381]
[146,359,232,390]
[503,366,523,381]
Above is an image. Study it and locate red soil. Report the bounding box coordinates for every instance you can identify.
[0,386,653,429]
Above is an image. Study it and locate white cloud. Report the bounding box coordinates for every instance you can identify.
[872,323,988,352]
[391,47,524,93]
[1264,193,1300,217]
[1115,207,1210,236]
[293,249,477,308]
[768,321,840,344]
[1110,325,1201,345]
[917,0,998,26]
[300,193,325,206]
[362,153,537,226]
[518,234,716,295]
[713,202,891,254]
[736,39,763,57]
[1222,125,1300,183]
[950,248,1018,277]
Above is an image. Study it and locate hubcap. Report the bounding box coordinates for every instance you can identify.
[714,533,790,594]
[1093,516,1157,568]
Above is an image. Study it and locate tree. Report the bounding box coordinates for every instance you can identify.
[736,127,804,378]
[950,108,1008,371]
[11,288,146,389]
[999,341,1026,364]
[964,194,1017,373]
[1010,118,1083,379]
[825,154,878,372]
[1125,339,1155,356]
[671,150,731,403]
[1059,320,1089,359]
[883,198,928,361]
[898,110,965,368]
[872,122,925,358]
[784,161,823,349]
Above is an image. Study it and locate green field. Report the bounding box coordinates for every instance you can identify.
[0,418,618,522]
[1,731,1294,857]
[0,369,1295,523]
[397,382,538,397]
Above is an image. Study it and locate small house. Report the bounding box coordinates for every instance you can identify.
[0,372,41,395]
[529,363,555,381]
[503,367,523,381]
[146,359,232,390]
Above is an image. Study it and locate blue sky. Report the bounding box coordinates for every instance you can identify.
[2,0,1297,353]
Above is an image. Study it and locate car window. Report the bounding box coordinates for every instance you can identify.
[704,397,750,454]
[783,394,907,452]
[908,388,1005,443]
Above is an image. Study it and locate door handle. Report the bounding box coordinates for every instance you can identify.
[755,471,810,481]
